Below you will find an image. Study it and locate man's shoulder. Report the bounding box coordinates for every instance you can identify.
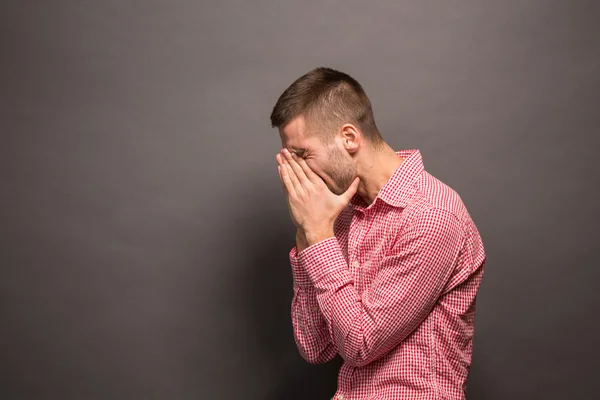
[403,171,470,230]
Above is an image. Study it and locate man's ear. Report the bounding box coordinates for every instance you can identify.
[341,123,360,154]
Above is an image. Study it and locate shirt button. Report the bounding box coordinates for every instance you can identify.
[337,395,344,400]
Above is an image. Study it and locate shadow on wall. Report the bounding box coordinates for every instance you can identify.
[233,171,342,400]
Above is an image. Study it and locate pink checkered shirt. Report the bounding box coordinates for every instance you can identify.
[289,149,486,400]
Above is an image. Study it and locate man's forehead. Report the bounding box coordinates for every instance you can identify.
[279,130,305,152]
[280,115,308,141]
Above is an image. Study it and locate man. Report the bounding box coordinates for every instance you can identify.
[270,67,486,400]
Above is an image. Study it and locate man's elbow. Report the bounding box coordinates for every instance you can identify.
[339,337,400,367]
[298,347,336,365]
[302,353,328,364]
[339,326,411,367]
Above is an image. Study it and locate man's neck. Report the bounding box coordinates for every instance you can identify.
[356,146,404,205]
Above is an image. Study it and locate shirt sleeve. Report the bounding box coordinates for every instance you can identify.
[289,246,338,364]
[298,207,464,367]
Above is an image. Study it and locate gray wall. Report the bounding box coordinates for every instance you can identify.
[1,1,599,399]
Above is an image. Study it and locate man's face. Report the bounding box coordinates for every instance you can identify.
[279,115,356,196]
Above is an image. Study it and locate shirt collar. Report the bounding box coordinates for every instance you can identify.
[350,149,424,210]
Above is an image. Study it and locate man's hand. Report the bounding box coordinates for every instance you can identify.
[276,148,360,246]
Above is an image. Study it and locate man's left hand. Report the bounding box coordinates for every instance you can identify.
[276,148,360,245]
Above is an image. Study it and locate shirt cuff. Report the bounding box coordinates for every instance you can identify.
[289,246,312,287]
[298,236,348,284]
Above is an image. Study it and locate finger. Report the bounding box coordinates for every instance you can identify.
[283,159,305,196]
[277,165,287,193]
[291,153,322,185]
[276,155,288,191]
[276,153,285,167]
[279,161,298,198]
[282,149,311,186]
[341,176,360,202]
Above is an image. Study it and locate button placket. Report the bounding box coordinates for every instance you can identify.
[349,211,365,267]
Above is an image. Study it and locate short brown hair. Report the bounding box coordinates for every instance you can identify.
[270,67,384,147]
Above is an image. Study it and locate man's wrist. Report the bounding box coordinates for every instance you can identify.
[304,228,335,247]
[297,226,335,252]
[295,230,309,254]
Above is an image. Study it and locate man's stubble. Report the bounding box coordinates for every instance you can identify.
[324,144,357,196]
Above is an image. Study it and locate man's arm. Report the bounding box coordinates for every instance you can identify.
[289,230,337,364]
[299,208,465,368]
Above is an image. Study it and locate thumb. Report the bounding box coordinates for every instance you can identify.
[341,176,360,202]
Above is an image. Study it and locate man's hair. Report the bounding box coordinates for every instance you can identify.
[270,67,384,147]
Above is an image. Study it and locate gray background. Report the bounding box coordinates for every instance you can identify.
[1,0,599,399]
